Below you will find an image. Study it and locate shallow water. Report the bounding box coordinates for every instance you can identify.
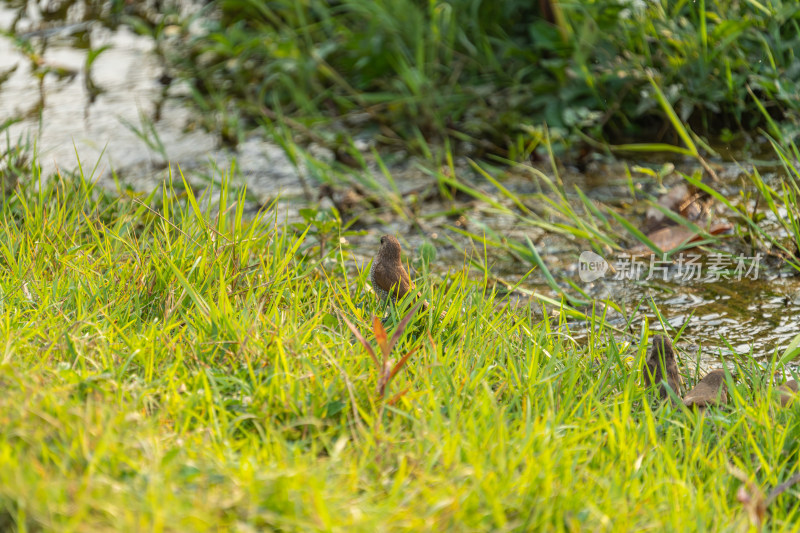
[0,0,306,201]
[1,0,798,372]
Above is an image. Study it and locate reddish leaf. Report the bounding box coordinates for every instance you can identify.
[631,222,731,255]
[386,387,410,406]
[646,225,696,253]
[372,316,390,364]
[389,345,420,383]
[643,183,708,234]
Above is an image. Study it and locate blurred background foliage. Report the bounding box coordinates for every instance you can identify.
[169,0,800,156]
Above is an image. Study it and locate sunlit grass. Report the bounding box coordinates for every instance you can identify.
[0,146,799,530]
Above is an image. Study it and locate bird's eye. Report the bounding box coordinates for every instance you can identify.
[380,236,385,244]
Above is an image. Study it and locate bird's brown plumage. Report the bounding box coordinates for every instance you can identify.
[778,379,798,407]
[368,234,444,320]
[683,369,727,409]
[369,235,413,302]
[644,335,682,401]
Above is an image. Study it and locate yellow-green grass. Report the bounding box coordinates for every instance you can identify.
[0,164,798,531]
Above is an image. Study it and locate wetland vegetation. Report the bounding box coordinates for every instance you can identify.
[2,0,800,530]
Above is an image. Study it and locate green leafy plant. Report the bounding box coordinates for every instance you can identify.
[339,301,421,400]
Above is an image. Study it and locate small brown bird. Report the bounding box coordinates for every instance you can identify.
[778,379,798,407]
[683,369,727,409]
[369,235,443,319]
[643,335,682,401]
[369,235,414,302]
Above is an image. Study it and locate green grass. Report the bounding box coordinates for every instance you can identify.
[150,0,800,156]
[1,150,800,531]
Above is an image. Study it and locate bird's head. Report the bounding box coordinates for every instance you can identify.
[378,235,403,262]
[648,334,674,362]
